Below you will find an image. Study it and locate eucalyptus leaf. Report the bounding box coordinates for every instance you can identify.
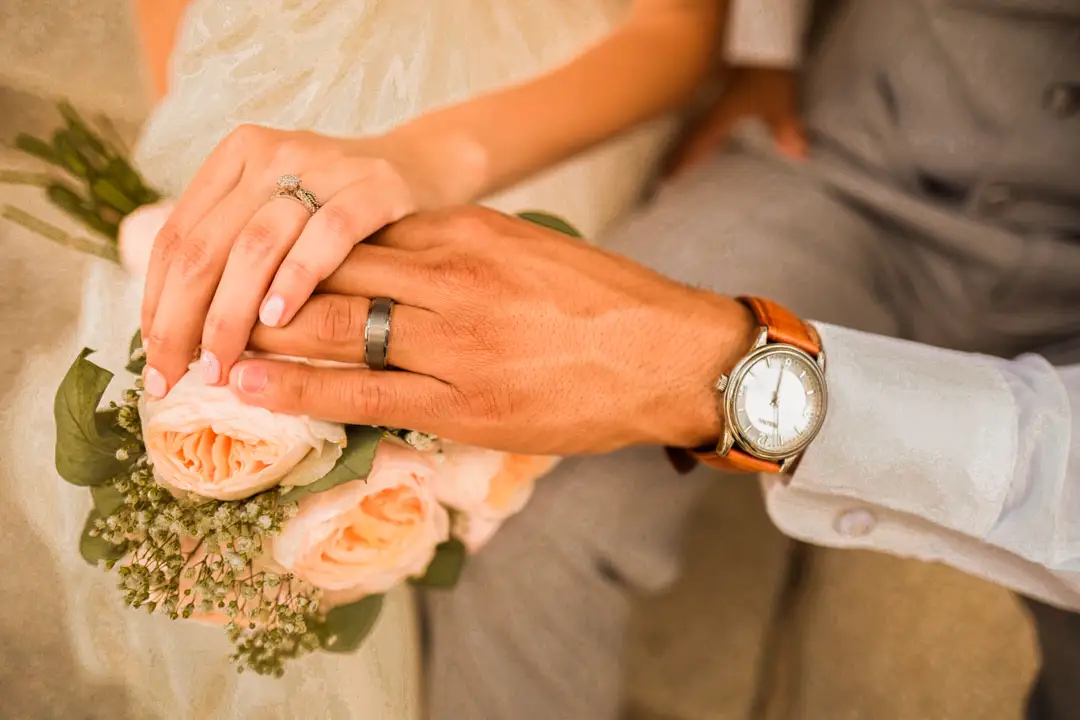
[126,329,145,375]
[14,133,59,166]
[52,131,89,177]
[54,348,129,486]
[280,426,384,503]
[79,510,128,565]
[410,539,467,589]
[90,484,125,516]
[516,211,583,238]
[58,102,108,157]
[315,594,384,653]
[91,177,138,215]
[108,157,159,205]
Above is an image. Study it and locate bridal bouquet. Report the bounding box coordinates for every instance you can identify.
[19,104,579,676]
[56,344,558,676]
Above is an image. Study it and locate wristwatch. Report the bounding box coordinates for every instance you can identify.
[691,296,828,474]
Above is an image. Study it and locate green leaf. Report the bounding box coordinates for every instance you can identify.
[58,102,108,158]
[126,329,145,375]
[410,539,467,589]
[315,594,384,653]
[280,426,384,503]
[107,157,159,206]
[79,510,128,565]
[516,210,583,238]
[90,484,125,516]
[91,177,138,216]
[14,133,59,166]
[54,348,129,486]
[52,131,90,177]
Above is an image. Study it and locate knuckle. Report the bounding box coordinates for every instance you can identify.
[151,223,184,262]
[233,221,278,259]
[173,235,216,280]
[465,385,505,423]
[349,374,395,419]
[142,331,177,359]
[202,313,233,345]
[272,137,307,167]
[442,206,497,238]
[227,123,263,152]
[292,369,322,408]
[313,295,358,344]
[281,256,325,286]
[315,204,353,241]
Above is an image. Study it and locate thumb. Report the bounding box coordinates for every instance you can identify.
[770,115,808,161]
[663,112,738,179]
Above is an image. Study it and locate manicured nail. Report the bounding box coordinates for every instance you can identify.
[200,350,221,384]
[144,367,167,397]
[260,294,285,327]
[237,364,267,394]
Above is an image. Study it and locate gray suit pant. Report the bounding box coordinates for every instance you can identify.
[423,138,1080,720]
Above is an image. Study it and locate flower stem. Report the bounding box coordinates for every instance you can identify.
[2,205,119,263]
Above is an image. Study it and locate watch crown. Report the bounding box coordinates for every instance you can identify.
[715,374,729,393]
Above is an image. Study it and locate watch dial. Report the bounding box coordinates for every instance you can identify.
[732,350,825,457]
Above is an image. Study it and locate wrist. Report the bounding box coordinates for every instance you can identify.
[380,122,491,208]
[644,293,757,449]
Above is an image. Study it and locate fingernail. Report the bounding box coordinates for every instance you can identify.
[200,350,221,384]
[260,294,285,327]
[237,364,267,394]
[144,367,167,397]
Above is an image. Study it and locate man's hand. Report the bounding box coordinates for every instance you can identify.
[228,207,755,455]
[665,66,806,178]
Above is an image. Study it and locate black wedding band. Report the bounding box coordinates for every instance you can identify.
[364,297,395,370]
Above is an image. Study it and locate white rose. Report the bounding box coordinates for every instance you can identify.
[431,443,559,552]
[272,441,450,602]
[140,367,346,501]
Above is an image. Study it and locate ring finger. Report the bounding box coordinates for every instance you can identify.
[247,294,441,375]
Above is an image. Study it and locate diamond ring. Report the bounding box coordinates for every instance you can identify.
[271,174,321,214]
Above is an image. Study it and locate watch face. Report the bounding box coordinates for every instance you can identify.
[728,346,826,459]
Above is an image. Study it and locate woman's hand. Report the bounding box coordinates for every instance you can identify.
[665,66,806,178]
[140,125,452,397]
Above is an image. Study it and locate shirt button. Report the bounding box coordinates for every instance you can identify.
[978,184,1011,215]
[835,508,876,537]
[1044,83,1079,119]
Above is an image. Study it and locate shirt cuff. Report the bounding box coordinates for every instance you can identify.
[724,0,811,67]
[787,322,1018,540]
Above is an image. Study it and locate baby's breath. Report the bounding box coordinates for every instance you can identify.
[93,381,323,675]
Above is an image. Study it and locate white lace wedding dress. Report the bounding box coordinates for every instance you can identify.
[3,1,674,717]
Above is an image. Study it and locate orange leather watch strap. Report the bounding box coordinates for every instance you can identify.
[689,447,782,474]
[666,297,819,475]
[738,296,821,357]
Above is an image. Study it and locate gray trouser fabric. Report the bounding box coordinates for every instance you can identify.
[422,136,1080,719]
[425,0,1080,714]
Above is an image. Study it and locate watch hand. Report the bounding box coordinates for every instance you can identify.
[771,369,784,406]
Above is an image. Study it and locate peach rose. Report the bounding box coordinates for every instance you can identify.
[271,441,450,602]
[117,200,175,279]
[431,443,559,552]
[140,368,346,501]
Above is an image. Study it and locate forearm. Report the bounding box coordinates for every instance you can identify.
[131,0,192,99]
[387,1,726,206]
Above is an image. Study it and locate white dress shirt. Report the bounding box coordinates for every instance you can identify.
[765,324,1080,611]
[723,0,1080,612]
[725,0,811,67]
